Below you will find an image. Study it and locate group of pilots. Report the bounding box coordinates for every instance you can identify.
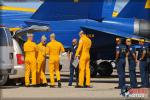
[115,38,150,89]
[23,29,149,89]
[23,31,92,88]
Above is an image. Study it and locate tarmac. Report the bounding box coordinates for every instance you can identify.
[0,57,150,100]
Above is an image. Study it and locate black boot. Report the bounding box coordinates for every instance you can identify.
[50,85,55,88]
[75,85,84,88]
[32,85,40,87]
[25,85,30,87]
[58,80,61,88]
[41,83,48,87]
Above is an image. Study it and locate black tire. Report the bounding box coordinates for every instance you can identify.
[97,61,113,76]
[0,74,8,86]
[110,61,117,69]
[90,62,97,77]
[59,64,62,71]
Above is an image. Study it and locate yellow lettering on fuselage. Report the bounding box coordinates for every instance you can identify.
[86,34,94,38]
[145,0,150,9]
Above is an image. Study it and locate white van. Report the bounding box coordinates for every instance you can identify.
[0,26,15,85]
[9,38,25,80]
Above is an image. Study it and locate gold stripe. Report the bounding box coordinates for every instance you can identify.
[0,6,36,12]
[9,28,22,32]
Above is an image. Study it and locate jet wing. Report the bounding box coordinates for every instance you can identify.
[81,24,150,42]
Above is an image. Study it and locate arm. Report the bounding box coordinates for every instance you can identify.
[46,44,50,55]
[131,47,137,63]
[33,43,38,58]
[115,51,120,61]
[115,46,120,61]
[60,43,65,53]
[75,39,83,57]
[140,47,146,60]
[67,51,72,60]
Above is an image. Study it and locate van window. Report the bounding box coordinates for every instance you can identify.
[5,28,13,46]
[0,28,7,46]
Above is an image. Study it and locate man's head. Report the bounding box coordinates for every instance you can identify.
[79,31,85,38]
[41,35,47,45]
[50,33,55,41]
[72,38,78,46]
[27,33,33,41]
[139,38,145,45]
[126,38,132,46]
[115,37,121,45]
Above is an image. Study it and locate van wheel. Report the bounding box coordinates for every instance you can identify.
[0,74,8,86]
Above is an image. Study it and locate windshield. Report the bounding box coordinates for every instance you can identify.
[0,28,13,46]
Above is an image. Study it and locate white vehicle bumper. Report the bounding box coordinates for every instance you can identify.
[9,64,25,79]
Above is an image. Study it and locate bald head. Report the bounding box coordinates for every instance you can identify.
[79,31,85,38]
[50,33,55,41]
[27,33,33,41]
[41,35,47,44]
[72,38,78,46]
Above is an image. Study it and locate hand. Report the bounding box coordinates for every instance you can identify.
[115,59,119,63]
[75,56,79,60]
[135,60,138,63]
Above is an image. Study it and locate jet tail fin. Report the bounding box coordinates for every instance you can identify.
[31,0,105,21]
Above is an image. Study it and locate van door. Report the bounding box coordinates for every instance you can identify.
[0,27,14,74]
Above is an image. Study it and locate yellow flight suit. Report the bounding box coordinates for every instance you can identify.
[24,39,37,86]
[75,35,92,86]
[46,40,65,86]
[37,42,47,84]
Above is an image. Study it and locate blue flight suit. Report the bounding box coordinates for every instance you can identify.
[69,45,79,85]
[116,44,127,88]
[127,45,137,88]
[137,45,149,87]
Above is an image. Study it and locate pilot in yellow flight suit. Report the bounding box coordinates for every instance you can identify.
[75,31,92,88]
[46,33,65,88]
[24,33,37,87]
[37,35,48,87]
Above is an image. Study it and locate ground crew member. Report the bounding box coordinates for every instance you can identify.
[36,35,48,87]
[23,33,37,87]
[137,39,149,88]
[68,38,79,86]
[46,33,65,88]
[115,38,127,89]
[75,31,92,88]
[126,38,137,88]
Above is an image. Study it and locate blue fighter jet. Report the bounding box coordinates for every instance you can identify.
[1,0,150,76]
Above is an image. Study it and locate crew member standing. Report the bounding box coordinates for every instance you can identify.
[46,33,65,88]
[75,31,92,88]
[137,39,149,88]
[68,38,79,86]
[115,38,127,89]
[37,35,48,87]
[24,33,37,87]
[126,38,137,88]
